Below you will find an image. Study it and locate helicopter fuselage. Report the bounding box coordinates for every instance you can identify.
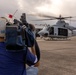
[48,26,68,38]
[38,25,69,39]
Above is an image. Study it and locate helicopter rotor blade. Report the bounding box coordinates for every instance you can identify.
[31,18,55,21]
[30,14,73,20]
[55,16,73,19]
[28,13,76,21]
[36,14,57,19]
[28,13,57,19]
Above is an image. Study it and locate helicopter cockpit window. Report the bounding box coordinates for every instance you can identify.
[45,25,50,30]
[49,27,54,35]
[46,26,49,30]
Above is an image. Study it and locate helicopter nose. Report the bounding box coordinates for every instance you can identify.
[38,30,44,35]
[38,30,49,36]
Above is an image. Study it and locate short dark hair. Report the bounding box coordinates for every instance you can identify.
[29,24,35,31]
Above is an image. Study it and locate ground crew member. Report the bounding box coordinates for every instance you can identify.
[0,17,38,75]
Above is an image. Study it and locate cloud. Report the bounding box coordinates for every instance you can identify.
[0,0,18,16]
[0,0,76,25]
[60,0,76,16]
[0,0,76,16]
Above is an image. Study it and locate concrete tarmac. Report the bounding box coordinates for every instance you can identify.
[37,37,76,75]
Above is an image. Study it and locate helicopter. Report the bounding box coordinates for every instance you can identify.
[32,14,76,40]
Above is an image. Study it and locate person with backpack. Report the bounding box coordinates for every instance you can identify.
[0,17,39,75]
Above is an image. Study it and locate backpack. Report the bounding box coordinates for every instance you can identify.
[5,24,35,51]
[5,24,25,51]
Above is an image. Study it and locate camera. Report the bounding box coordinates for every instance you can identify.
[5,13,34,51]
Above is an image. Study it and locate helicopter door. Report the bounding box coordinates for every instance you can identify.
[58,28,68,36]
[54,27,58,36]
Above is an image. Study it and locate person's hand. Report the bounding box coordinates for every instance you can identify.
[34,61,40,67]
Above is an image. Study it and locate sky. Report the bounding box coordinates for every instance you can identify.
[0,0,76,26]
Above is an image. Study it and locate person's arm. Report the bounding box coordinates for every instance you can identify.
[30,46,36,55]
[30,45,40,67]
[27,24,40,67]
[26,48,38,66]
